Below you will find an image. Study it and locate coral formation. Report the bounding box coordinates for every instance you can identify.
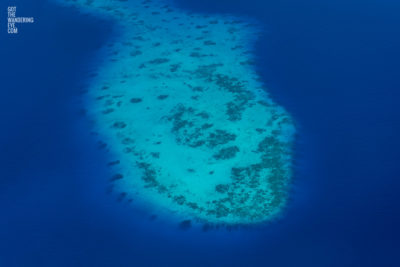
[54,0,295,225]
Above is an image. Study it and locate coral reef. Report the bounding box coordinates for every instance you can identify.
[54,0,295,225]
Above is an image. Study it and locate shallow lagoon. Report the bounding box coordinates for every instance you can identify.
[55,0,296,225]
[1,0,400,266]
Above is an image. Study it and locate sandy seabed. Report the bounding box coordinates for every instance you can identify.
[55,0,295,225]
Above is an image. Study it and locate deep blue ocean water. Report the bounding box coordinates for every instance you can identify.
[1,0,400,266]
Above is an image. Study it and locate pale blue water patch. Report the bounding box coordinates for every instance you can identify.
[53,0,296,225]
[2,0,399,266]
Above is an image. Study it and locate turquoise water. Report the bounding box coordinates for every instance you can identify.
[58,0,296,225]
[1,0,400,266]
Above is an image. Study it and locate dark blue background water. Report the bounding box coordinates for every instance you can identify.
[1,0,399,266]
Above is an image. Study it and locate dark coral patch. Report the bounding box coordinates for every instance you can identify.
[148,58,170,64]
[110,173,124,181]
[112,121,127,129]
[130,98,142,103]
[213,146,239,160]
[206,130,236,148]
[157,94,169,100]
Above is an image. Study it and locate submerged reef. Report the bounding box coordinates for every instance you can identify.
[55,0,295,225]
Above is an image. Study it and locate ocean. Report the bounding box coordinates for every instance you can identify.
[1,0,399,266]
